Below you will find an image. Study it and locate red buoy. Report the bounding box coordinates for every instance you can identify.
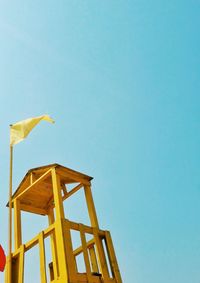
[0,245,6,272]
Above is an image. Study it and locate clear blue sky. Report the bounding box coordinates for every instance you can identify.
[0,1,199,282]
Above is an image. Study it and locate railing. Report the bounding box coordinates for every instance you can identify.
[9,220,121,283]
[11,224,55,283]
[65,219,122,283]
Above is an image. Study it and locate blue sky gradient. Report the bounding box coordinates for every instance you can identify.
[0,1,199,282]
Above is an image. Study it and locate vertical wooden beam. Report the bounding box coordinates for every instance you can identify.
[30,172,36,185]
[105,231,122,283]
[39,232,47,283]
[6,258,12,283]
[51,168,68,281]
[14,199,22,250]
[4,259,7,283]
[93,228,110,281]
[52,168,65,220]
[18,245,25,283]
[63,219,77,282]
[79,224,92,282]
[84,185,99,228]
[88,246,99,273]
[48,208,58,279]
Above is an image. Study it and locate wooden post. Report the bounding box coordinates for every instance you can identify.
[39,232,47,283]
[84,185,111,280]
[14,199,22,250]
[48,208,58,280]
[63,219,77,281]
[84,185,99,228]
[18,245,25,283]
[51,168,68,281]
[105,231,122,283]
[88,246,99,273]
[79,224,92,282]
[93,229,110,281]
[7,145,13,283]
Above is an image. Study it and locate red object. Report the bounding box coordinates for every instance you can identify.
[0,245,6,272]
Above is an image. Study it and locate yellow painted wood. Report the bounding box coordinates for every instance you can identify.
[5,255,12,283]
[69,220,98,235]
[13,164,92,202]
[84,185,99,228]
[93,228,110,281]
[48,183,83,211]
[63,183,82,200]
[4,258,7,283]
[48,208,58,280]
[16,168,52,201]
[9,163,122,283]
[30,172,36,185]
[25,235,39,251]
[19,203,47,215]
[14,199,22,250]
[5,256,11,283]
[57,166,91,185]
[88,246,99,274]
[12,255,19,283]
[18,245,25,283]
[79,224,93,282]
[63,219,77,282]
[39,232,47,283]
[12,224,55,258]
[76,272,102,283]
[52,168,65,220]
[61,183,67,196]
[73,238,95,256]
[51,168,68,281]
[105,231,122,283]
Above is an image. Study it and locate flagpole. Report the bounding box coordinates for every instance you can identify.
[7,144,13,282]
[6,115,54,281]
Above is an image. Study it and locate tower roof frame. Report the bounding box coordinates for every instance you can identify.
[8,163,93,215]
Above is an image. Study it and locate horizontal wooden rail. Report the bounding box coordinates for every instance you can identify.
[12,223,55,258]
[73,238,95,257]
[67,219,105,236]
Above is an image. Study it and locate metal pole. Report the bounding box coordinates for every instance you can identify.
[7,144,13,282]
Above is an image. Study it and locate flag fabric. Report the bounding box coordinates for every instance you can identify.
[0,245,6,272]
[10,115,54,146]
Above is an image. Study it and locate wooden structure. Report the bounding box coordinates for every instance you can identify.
[5,163,122,283]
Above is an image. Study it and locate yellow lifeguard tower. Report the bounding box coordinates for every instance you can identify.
[6,163,122,283]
